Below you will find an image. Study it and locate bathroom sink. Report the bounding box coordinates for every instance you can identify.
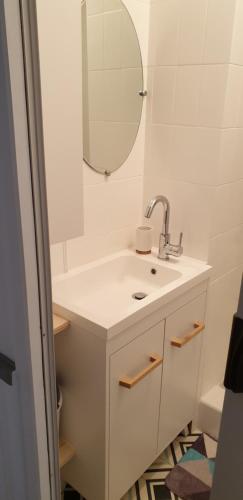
[53,254,180,317]
[53,249,211,337]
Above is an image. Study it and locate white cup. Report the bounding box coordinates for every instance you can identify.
[136,226,153,254]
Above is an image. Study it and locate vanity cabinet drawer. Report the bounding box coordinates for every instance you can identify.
[109,320,165,500]
[158,293,206,453]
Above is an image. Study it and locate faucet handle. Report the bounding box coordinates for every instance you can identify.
[168,232,183,257]
[178,232,183,247]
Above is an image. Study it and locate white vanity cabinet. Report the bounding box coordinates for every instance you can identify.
[109,321,164,500]
[158,293,206,453]
[54,273,209,500]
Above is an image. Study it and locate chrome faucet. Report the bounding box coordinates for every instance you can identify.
[144,195,183,260]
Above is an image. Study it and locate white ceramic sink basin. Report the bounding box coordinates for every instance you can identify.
[53,254,181,315]
[53,249,211,336]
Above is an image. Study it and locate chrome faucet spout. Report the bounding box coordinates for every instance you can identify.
[144,195,183,261]
[145,194,170,239]
[145,195,170,236]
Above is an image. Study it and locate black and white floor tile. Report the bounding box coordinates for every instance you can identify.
[63,425,201,500]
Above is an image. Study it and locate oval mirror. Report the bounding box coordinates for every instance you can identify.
[82,0,144,175]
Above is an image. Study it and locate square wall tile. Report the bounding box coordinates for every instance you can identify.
[169,126,220,185]
[199,65,228,127]
[219,129,243,184]
[83,177,143,236]
[152,67,176,124]
[178,0,208,65]
[173,66,201,126]
[223,65,243,128]
[211,181,243,236]
[145,124,173,178]
[203,0,237,64]
[208,225,243,280]
[148,0,180,66]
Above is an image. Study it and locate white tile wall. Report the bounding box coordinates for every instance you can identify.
[203,0,237,63]
[218,129,243,184]
[152,67,176,124]
[198,65,228,128]
[148,0,180,66]
[169,126,220,185]
[173,66,201,126]
[143,0,243,396]
[178,0,208,65]
[223,65,243,128]
[208,225,243,281]
[211,181,243,236]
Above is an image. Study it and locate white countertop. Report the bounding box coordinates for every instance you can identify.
[53,248,211,338]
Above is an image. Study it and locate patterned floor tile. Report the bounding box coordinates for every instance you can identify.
[122,426,202,500]
[64,426,202,500]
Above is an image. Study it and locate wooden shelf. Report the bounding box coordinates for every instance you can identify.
[53,313,70,336]
[59,439,75,468]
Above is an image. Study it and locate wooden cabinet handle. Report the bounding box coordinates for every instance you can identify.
[119,354,163,389]
[171,321,205,348]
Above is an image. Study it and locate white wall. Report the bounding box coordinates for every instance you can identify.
[37,0,84,244]
[202,0,243,392]
[50,0,150,275]
[143,0,243,394]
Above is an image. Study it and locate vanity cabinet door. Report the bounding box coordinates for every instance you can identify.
[109,321,165,500]
[158,294,206,453]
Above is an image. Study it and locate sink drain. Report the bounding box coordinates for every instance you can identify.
[132,292,147,301]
